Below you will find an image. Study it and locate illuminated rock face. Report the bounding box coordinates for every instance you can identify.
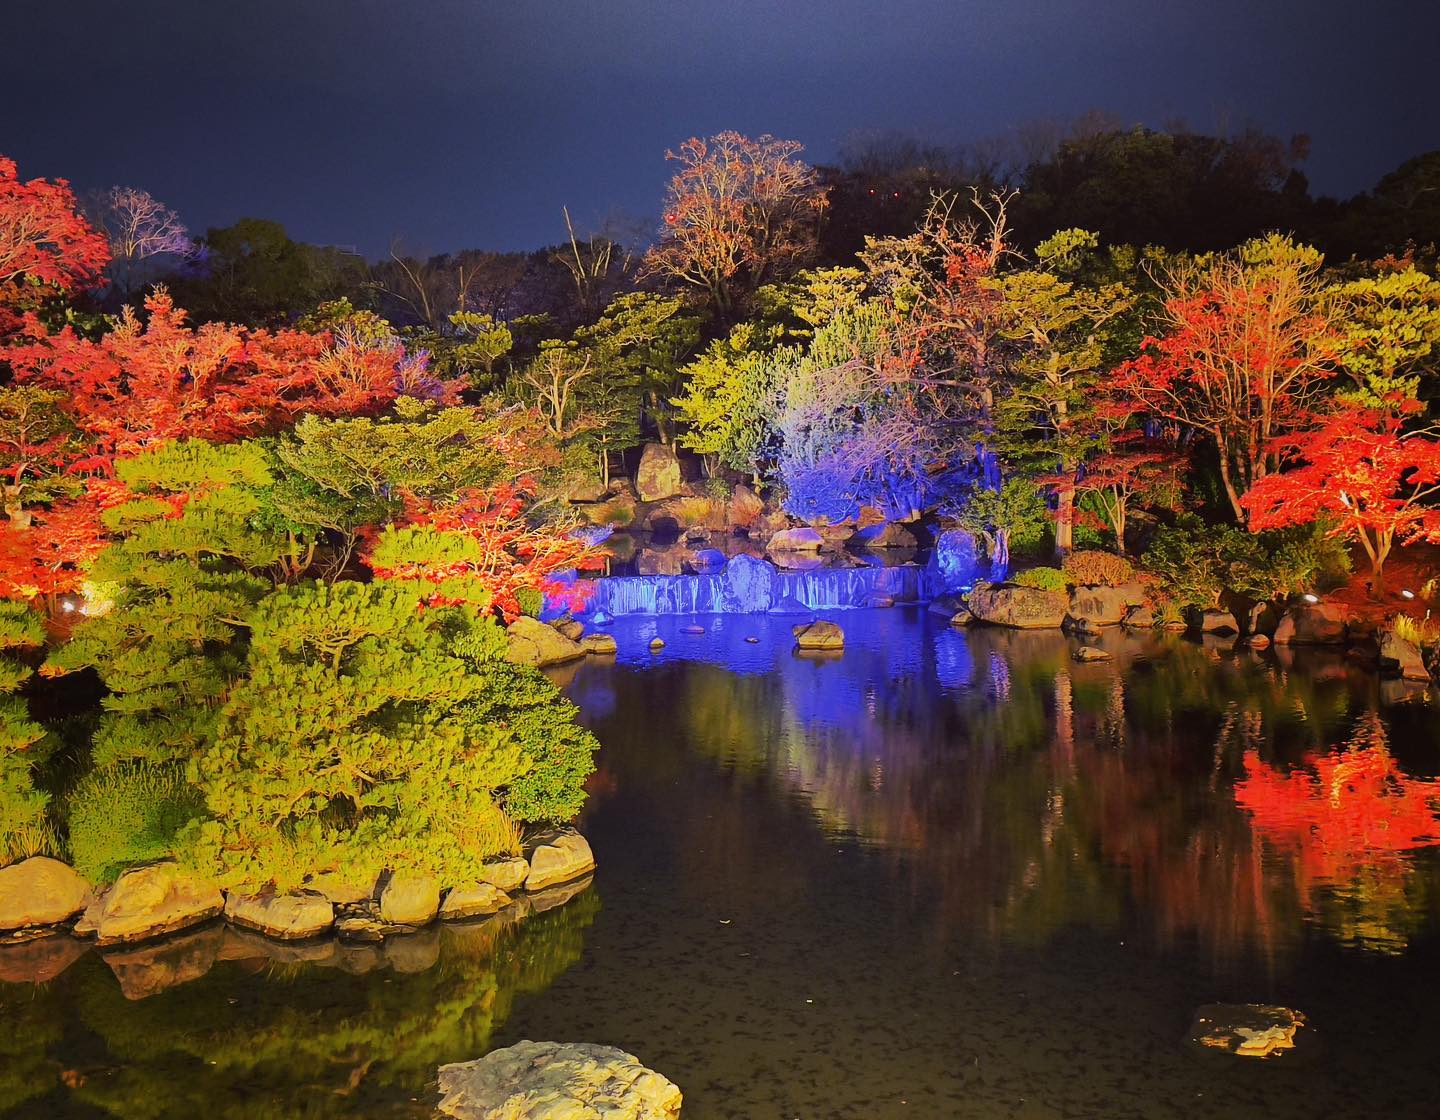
[0,857,89,931]
[1274,602,1348,644]
[437,1040,683,1120]
[635,443,682,502]
[967,584,1068,629]
[926,529,982,592]
[94,862,224,946]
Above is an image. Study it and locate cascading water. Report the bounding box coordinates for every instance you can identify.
[584,548,979,617]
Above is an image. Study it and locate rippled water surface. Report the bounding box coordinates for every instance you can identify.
[5,608,1440,1119]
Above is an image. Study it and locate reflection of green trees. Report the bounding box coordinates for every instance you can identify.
[674,624,1440,961]
[0,891,597,1119]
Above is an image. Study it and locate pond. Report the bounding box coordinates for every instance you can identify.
[5,608,1440,1119]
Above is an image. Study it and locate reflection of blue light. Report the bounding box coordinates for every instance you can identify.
[934,626,975,691]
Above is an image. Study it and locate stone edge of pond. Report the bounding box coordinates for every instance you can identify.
[0,826,596,979]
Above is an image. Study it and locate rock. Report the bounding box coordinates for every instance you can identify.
[744,636,759,644]
[681,624,706,635]
[505,616,585,667]
[439,883,512,921]
[792,620,844,650]
[766,527,825,553]
[1198,608,1239,634]
[579,632,618,656]
[726,484,765,530]
[524,828,596,891]
[868,595,895,608]
[927,529,982,592]
[1246,601,1279,637]
[224,891,334,940]
[1122,604,1155,628]
[1274,602,1348,645]
[565,476,607,503]
[949,608,976,627]
[437,1040,682,1120]
[0,857,90,932]
[552,619,585,641]
[967,583,1068,629]
[304,872,373,906]
[1073,645,1112,663]
[476,857,530,894]
[854,521,918,549]
[1246,633,1272,649]
[687,548,726,572]
[378,873,441,926]
[1188,1004,1305,1059]
[649,637,665,651]
[1067,584,1136,628]
[104,924,224,1000]
[94,863,224,946]
[635,443,682,503]
[0,933,91,983]
[1379,629,1430,681]
[72,886,109,937]
[335,915,389,943]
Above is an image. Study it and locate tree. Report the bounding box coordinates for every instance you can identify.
[990,230,1133,556]
[0,156,109,333]
[644,131,827,318]
[1067,431,1184,554]
[1241,404,1440,585]
[0,387,80,524]
[946,477,1050,573]
[1114,235,1339,525]
[85,186,195,302]
[552,206,638,319]
[673,324,778,481]
[1330,266,1440,411]
[185,580,598,892]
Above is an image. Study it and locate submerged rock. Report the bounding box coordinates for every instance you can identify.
[967,583,1068,629]
[0,857,90,932]
[792,620,845,650]
[224,891,334,940]
[506,617,585,667]
[1073,645,1112,663]
[437,1040,682,1120]
[524,828,596,891]
[1188,1004,1305,1058]
[94,863,223,946]
[580,632,618,655]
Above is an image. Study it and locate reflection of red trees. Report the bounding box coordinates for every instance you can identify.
[1235,725,1440,890]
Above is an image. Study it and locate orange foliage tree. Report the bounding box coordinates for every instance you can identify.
[1114,238,1338,525]
[0,156,109,334]
[644,131,826,318]
[1241,404,1440,583]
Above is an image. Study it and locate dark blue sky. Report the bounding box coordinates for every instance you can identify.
[5,0,1436,257]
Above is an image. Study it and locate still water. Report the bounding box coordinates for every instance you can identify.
[4,609,1440,1119]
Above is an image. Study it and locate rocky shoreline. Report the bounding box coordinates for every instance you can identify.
[0,827,596,991]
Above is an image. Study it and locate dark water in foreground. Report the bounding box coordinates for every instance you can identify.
[5,609,1440,1119]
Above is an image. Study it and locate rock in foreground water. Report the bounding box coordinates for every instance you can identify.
[792,620,844,650]
[1188,1004,1305,1058]
[437,1040,682,1120]
[224,891,334,940]
[94,863,223,946]
[524,828,596,891]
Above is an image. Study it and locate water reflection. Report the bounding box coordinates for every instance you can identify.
[0,887,599,1119]
[575,611,1440,964]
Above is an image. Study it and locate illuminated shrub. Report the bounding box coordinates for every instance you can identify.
[65,762,202,883]
[1012,566,1069,593]
[1062,550,1135,587]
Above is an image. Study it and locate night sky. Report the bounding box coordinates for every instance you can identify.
[5,0,1437,257]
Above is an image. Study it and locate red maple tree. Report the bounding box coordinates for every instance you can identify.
[1241,404,1440,583]
[0,156,110,334]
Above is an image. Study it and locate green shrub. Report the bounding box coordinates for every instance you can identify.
[1256,522,1352,597]
[65,762,204,883]
[1142,516,1260,609]
[1062,550,1135,587]
[1013,566,1069,593]
[0,601,55,868]
[515,588,544,619]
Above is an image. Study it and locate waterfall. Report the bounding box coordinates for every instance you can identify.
[584,554,930,616]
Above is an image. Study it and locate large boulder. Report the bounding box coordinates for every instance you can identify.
[1198,608,1240,634]
[0,857,90,932]
[378,873,441,926]
[305,872,374,906]
[579,632,618,655]
[94,863,224,946]
[635,443,682,503]
[927,529,982,592]
[505,616,585,667]
[1066,584,1140,628]
[766,527,825,553]
[476,857,530,894]
[524,828,596,891]
[967,583,1068,629]
[1274,602,1348,645]
[1379,629,1430,681]
[224,892,334,940]
[793,620,844,650]
[853,521,918,549]
[726,483,765,529]
[437,1041,682,1120]
[439,883,512,921]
